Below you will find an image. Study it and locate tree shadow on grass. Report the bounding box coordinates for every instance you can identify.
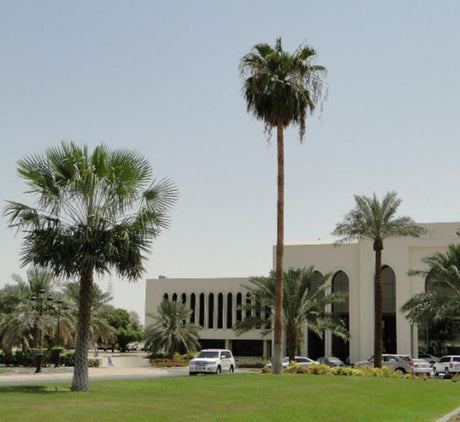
[0,385,69,393]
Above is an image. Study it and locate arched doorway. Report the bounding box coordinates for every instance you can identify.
[307,271,325,359]
[382,265,396,353]
[332,271,349,362]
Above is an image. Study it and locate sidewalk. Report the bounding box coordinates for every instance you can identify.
[0,365,185,385]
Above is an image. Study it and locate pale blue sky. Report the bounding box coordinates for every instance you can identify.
[1,1,459,322]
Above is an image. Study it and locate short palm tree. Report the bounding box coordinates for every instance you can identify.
[402,244,460,346]
[240,38,326,374]
[4,142,177,391]
[144,300,201,359]
[332,191,425,368]
[234,267,348,363]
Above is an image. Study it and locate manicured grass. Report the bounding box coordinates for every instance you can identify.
[1,374,460,422]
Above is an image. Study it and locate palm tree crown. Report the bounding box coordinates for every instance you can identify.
[332,192,425,247]
[240,37,326,139]
[4,142,177,391]
[403,244,460,323]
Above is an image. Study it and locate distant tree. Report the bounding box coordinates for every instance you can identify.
[234,267,348,362]
[144,300,201,359]
[333,192,425,368]
[4,142,177,391]
[106,308,142,352]
[240,37,326,374]
[0,267,58,352]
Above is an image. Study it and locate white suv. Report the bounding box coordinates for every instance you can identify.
[189,349,236,375]
[433,355,460,377]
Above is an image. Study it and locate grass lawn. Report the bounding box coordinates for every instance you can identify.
[1,374,460,422]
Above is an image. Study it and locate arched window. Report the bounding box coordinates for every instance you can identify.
[190,293,196,323]
[199,293,205,327]
[382,265,396,353]
[236,293,243,322]
[172,293,178,303]
[208,293,214,329]
[246,292,252,318]
[217,293,224,329]
[163,293,169,301]
[331,271,350,362]
[181,293,186,304]
[226,293,233,329]
[332,271,349,314]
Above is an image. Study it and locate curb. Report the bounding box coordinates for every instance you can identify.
[435,406,460,422]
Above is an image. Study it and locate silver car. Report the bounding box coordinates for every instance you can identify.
[411,358,432,375]
[265,356,317,369]
[354,354,412,374]
[189,349,236,375]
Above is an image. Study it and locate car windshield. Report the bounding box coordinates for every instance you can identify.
[197,351,219,358]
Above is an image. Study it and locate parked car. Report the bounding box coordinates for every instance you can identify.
[316,356,345,367]
[418,353,440,365]
[354,354,413,373]
[411,358,432,375]
[433,355,460,377]
[188,349,235,375]
[265,356,317,369]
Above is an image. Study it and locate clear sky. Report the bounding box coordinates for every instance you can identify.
[1,1,459,324]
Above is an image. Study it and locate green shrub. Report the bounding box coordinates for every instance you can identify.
[88,358,100,368]
[305,364,334,376]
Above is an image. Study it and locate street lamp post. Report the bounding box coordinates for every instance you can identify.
[53,300,69,367]
[30,289,53,373]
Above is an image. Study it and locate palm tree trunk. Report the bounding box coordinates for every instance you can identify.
[374,240,383,368]
[273,123,285,375]
[71,269,93,392]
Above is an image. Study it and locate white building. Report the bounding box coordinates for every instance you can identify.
[145,222,460,362]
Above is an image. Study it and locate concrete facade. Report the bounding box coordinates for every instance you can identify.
[145,222,460,362]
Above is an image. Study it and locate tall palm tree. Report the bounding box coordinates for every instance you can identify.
[332,191,425,368]
[234,267,348,362]
[144,300,201,359]
[4,142,177,391]
[240,38,326,374]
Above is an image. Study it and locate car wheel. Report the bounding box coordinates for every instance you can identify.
[395,368,406,375]
[445,368,451,379]
[433,367,437,376]
[216,366,222,374]
[229,365,235,373]
[189,372,197,376]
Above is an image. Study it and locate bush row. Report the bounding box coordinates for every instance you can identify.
[262,363,423,379]
[0,350,100,368]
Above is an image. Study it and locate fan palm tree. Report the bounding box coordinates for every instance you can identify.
[4,142,177,391]
[402,244,460,350]
[332,191,425,368]
[240,38,326,374]
[234,267,348,362]
[144,300,201,359]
